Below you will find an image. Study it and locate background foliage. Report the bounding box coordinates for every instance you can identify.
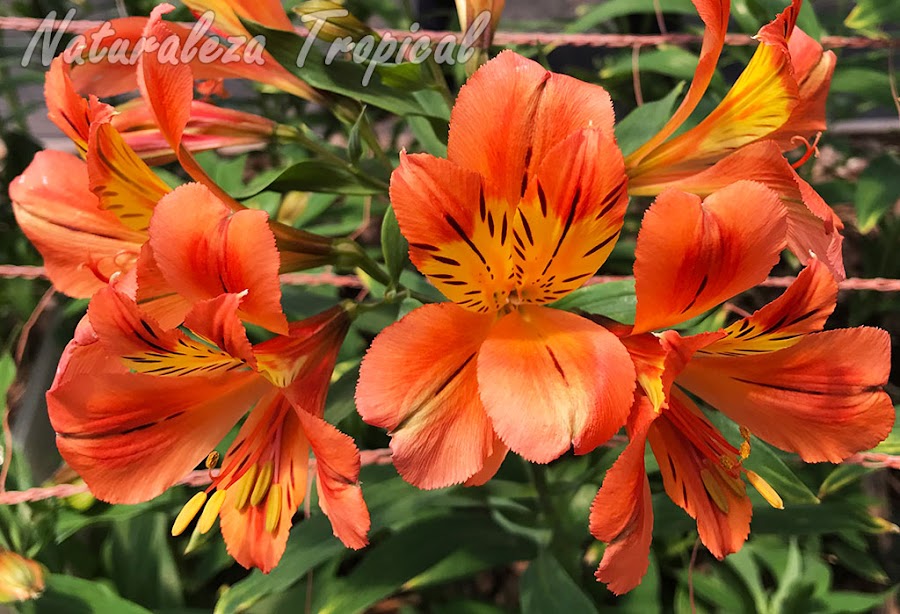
[0,0,898,612]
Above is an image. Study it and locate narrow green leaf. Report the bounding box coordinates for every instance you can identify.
[213,515,343,614]
[854,156,898,234]
[567,0,695,33]
[520,551,597,614]
[614,83,685,156]
[238,159,387,197]
[34,575,152,614]
[829,540,890,584]
[817,464,873,498]
[551,280,637,324]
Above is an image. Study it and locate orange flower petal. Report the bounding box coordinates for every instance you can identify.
[678,327,895,463]
[591,396,656,595]
[297,409,371,549]
[128,245,191,329]
[649,392,752,559]
[622,330,724,413]
[255,307,350,403]
[355,303,497,489]
[48,369,265,504]
[464,435,509,487]
[625,0,731,167]
[9,151,144,297]
[390,152,513,311]
[88,286,252,376]
[148,183,288,334]
[477,305,635,463]
[633,182,787,333]
[512,129,628,303]
[697,258,836,357]
[448,51,615,206]
[44,57,97,153]
[768,28,836,151]
[87,117,171,233]
[641,141,845,280]
[217,391,309,572]
[134,6,244,207]
[183,0,293,34]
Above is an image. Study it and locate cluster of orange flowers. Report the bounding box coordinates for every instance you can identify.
[9,0,893,593]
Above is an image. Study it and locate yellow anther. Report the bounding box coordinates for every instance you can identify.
[739,426,752,440]
[250,461,275,507]
[234,464,259,511]
[172,492,207,536]
[205,451,220,470]
[739,441,751,460]
[700,468,730,514]
[265,484,283,534]
[720,455,736,470]
[197,490,227,534]
[745,470,784,510]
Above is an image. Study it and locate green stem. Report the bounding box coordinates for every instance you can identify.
[527,462,582,580]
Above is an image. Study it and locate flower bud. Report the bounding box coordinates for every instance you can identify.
[0,551,44,604]
[295,1,375,44]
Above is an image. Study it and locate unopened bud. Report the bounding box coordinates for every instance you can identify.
[0,551,44,604]
[295,1,375,44]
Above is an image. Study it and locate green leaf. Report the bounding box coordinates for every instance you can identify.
[844,0,900,36]
[614,83,685,157]
[103,512,184,609]
[769,539,804,614]
[567,0,696,33]
[34,575,152,614]
[854,156,898,234]
[817,464,873,498]
[829,540,890,584]
[822,589,896,614]
[601,47,704,82]
[407,115,448,157]
[214,514,344,614]
[238,159,387,197]
[380,206,409,286]
[317,512,527,614]
[520,551,597,614]
[753,500,884,536]
[241,20,450,120]
[551,280,637,324]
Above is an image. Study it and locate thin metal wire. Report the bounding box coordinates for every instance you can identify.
[4,265,900,291]
[0,448,393,504]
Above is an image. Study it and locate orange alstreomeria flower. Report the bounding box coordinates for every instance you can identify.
[625,0,843,279]
[355,51,637,488]
[47,287,369,571]
[11,37,332,306]
[588,187,894,594]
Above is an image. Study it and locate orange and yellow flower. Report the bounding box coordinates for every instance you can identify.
[625,0,843,279]
[47,288,369,572]
[355,51,637,488]
[589,187,894,594]
[11,26,333,305]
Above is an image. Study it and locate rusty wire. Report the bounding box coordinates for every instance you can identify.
[4,265,900,291]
